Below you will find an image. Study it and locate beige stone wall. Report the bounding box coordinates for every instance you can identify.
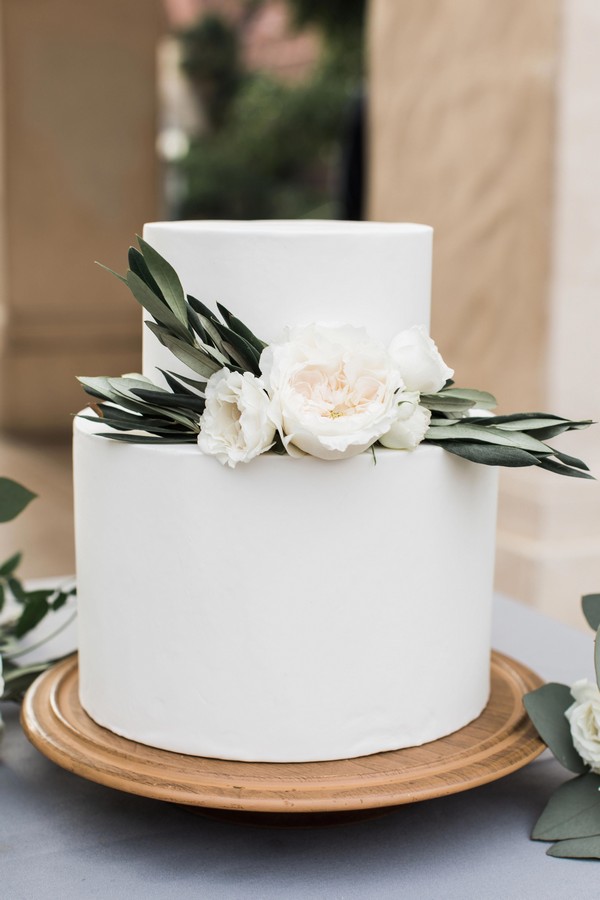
[0,0,165,435]
[369,0,600,626]
[369,0,559,412]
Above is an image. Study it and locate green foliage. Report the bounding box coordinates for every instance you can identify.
[523,593,600,860]
[532,773,600,842]
[0,479,36,523]
[0,483,77,708]
[523,683,587,773]
[286,0,365,44]
[176,1,364,220]
[178,14,242,129]
[180,63,353,219]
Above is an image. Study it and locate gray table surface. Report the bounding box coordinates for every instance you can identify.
[1,594,597,900]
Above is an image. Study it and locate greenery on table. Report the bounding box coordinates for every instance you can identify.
[175,0,364,220]
[80,240,593,479]
[524,594,600,859]
[0,479,76,724]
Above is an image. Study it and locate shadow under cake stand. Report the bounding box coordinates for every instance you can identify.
[21,651,544,825]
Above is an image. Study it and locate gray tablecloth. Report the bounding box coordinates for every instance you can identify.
[1,594,596,900]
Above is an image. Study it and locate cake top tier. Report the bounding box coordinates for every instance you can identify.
[142,220,432,381]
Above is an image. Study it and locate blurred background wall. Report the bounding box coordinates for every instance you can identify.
[0,0,165,434]
[0,0,598,626]
[369,0,600,624]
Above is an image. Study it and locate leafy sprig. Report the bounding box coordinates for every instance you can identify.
[79,240,593,478]
[425,394,593,479]
[524,594,600,859]
[0,480,76,707]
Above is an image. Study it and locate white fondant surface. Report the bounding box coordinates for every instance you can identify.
[141,220,432,384]
[74,417,498,762]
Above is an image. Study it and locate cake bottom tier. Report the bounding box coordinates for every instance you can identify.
[74,418,498,763]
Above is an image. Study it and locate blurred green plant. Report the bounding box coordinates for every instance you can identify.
[179,13,242,130]
[0,479,76,732]
[175,0,364,220]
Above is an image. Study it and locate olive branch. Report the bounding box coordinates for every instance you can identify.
[78,238,593,478]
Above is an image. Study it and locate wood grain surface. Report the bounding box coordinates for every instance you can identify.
[21,652,544,814]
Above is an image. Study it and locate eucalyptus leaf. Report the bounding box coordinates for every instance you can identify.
[216,303,267,353]
[49,592,66,611]
[137,237,188,327]
[101,390,194,428]
[84,415,193,438]
[0,583,4,613]
[146,323,221,379]
[470,411,577,425]
[538,457,594,480]
[8,576,26,603]
[547,835,600,859]
[132,389,205,414]
[0,479,36,523]
[103,433,197,444]
[214,320,262,374]
[531,422,593,441]
[596,626,600,692]
[523,682,587,773]
[161,370,208,393]
[0,551,22,578]
[532,773,600,841]
[438,388,497,409]
[551,448,590,472]
[187,294,220,324]
[424,423,552,454]
[426,440,541,467]
[126,271,191,342]
[195,314,230,360]
[582,594,600,630]
[77,376,122,404]
[128,246,163,298]
[14,595,50,638]
[159,370,202,396]
[420,394,475,412]
[95,261,127,285]
[187,307,209,343]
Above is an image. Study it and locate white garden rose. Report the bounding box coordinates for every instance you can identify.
[260,323,404,461]
[565,679,600,772]
[197,368,275,468]
[389,325,454,394]
[379,393,432,450]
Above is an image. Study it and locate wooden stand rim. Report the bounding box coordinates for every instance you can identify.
[21,651,544,814]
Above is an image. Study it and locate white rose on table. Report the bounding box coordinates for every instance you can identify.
[565,679,600,772]
[197,368,275,468]
[379,392,432,450]
[389,326,454,394]
[260,323,403,461]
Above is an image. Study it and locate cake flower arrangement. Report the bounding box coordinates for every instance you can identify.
[79,238,593,478]
[525,594,600,860]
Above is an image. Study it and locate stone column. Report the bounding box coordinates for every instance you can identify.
[369,0,600,626]
[0,0,165,435]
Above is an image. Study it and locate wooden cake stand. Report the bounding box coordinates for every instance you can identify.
[21,652,544,821]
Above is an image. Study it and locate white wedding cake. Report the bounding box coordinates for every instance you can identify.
[73,221,498,763]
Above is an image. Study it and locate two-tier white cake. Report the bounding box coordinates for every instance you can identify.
[73,221,498,763]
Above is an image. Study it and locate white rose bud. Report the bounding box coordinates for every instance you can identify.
[260,323,403,461]
[379,393,432,450]
[565,679,600,772]
[197,368,275,468]
[389,326,454,394]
